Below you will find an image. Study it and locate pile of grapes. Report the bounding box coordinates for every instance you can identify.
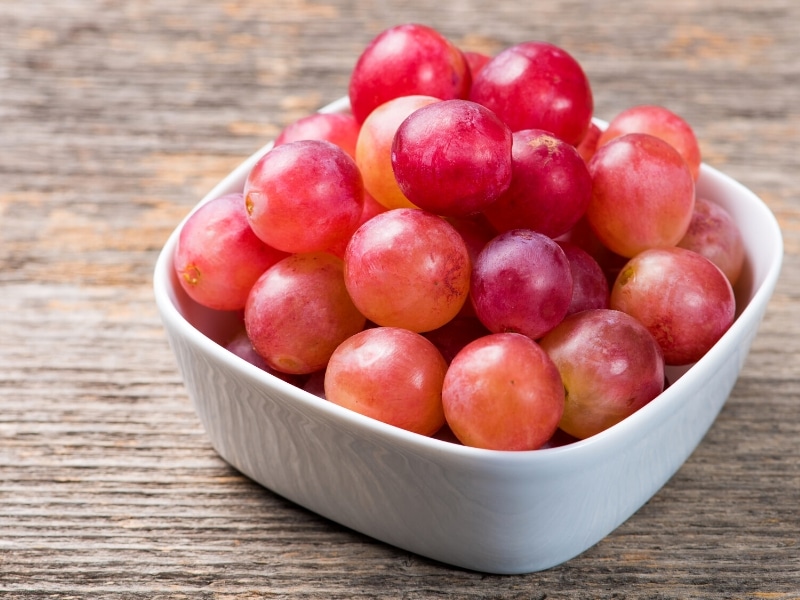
[174,23,745,451]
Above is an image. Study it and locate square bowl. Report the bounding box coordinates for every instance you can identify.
[153,97,783,574]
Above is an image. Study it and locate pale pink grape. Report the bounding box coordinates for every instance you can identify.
[610,246,736,365]
[442,332,565,451]
[344,208,471,333]
[173,192,288,311]
[539,309,665,439]
[245,252,366,374]
[324,327,448,436]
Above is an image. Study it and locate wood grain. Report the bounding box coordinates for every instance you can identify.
[2,0,799,597]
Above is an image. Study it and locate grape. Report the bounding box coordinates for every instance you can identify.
[355,95,440,210]
[441,332,565,450]
[422,316,491,364]
[539,309,665,439]
[470,229,573,339]
[348,23,471,124]
[446,214,497,318]
[274,111,361,159]
[576,121,602,163]
[598,104,702,181]
[462,50,491,78]
[302,369,327,399]
[557,241,610,316]
[391,99,513,217]
[586,132,695,258]
[173,192,288,311]
[539,428,579,449]
[244,252,366,374]
[482,129,592,239]
[324,190,388,259]
[244,139,364,254]
[610,246,736,365]
[324,326,448,436]
[558,215,628,287]
[677,196,745,285]
[469,41,594,145]
[224,326,307,386]
[344,208,471,332]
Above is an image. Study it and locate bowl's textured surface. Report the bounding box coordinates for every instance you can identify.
[153,99,783,574]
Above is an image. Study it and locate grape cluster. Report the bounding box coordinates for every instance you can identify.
[173,23,744,450]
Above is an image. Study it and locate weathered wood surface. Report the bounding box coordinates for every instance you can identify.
[1,0,799,597]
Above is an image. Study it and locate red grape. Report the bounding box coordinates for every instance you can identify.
[174,192,288,311]
[470,229,573,339]
[576,121,602,163]
[442,332,565,450]
[598,104,702,181]
[558,215,629,287]
[469,41,593,145]
[274,111,361,159]
[225,326,307,386]
[586,132,695,258]
[324,326,448,436]
[344,208,471,332]
[557,241,610,316]
[245,252,366,374]
[391,99,513,217]
[539,309,665,439]
[610,246,736,365]
[355,95,440,210]
[482,129,592,238]
[348,23,471,124]
[244,139,364,254]
[463,50,491,79]
[422,316,491,364]
[677,196,745,285]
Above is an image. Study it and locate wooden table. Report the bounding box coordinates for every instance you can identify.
[2,1,798,597]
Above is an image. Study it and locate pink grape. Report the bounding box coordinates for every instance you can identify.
[576,121,602,163]
[539,428,579,449]
[463,50,491,78]
[173,192,288,311]
[422,316,491,364]
[446,214,497,318]
[391,99,513,217]
[470,229,573,339]
[539,309,665,439]
[324,326,448,436]
[598,104,702,181]
[244,139,364,254]
[469,41,594,145]
[302,369,327,399]
[610,246,736,365]
[325,190,388,259]
[586,132,695,258]
[244,252,366,374]
[482,129,592,238]
[355,95,440,210]
[678,196,745,285]
[274,111,361,159]
[348,23,471,124]
[558,215,629,287]
[344,208,471,332]
[224,326,307,386]
[557,241,610,316]
[442,332,565,451]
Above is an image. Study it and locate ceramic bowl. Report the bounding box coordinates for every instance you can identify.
[153,97,783,574]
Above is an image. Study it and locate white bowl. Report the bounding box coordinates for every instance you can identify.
[153,97,783,574]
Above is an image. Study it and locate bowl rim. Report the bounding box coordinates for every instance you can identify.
[153,96,784,467]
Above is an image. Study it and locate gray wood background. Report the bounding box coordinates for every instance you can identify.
[2,0,798,597]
